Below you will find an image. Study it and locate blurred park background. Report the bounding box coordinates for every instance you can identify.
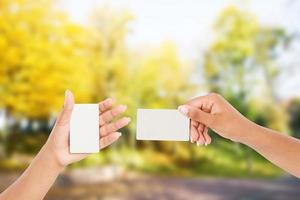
[1,0,300,199]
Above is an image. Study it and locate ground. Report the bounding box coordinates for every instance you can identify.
[1,172,299,200]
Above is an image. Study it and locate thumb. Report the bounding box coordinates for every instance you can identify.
[178,105,213,126]
[55,90,74,128]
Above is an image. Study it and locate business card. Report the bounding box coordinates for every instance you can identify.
[136,109,189,141]
[70,104,99,153]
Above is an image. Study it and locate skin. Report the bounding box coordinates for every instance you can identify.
[178,93,300,178]
[0,90,130,200]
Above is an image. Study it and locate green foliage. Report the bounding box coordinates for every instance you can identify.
[68,141,282,178]
[201,6,291,176]
[204,6,289,99]
[5,132,47,155]
[287,98,300,138]
[203,6,289,132]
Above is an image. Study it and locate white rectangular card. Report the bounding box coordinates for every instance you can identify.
[70,104,99,153]
[136,109,190,141]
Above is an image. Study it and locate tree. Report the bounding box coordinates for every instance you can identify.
[287,98,300,139]
[125,42,195,148]
[88,9,195,148]
[203,6,290,173]
[0,0,196,159]
[203,6,289,131]
[86,7,134,101]
[0,0,94,121]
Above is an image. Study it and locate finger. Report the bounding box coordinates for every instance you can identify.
[202,126,212,146]
[186,95,206,108]
[100,117,131,136]
[190,120,199,143]
[196,122,207,146]
[186,93,217,109]
[99,105,127,126]
[55,90,74,128]
[99,98,115,113]
[202,105,211,113]
[196,129,206,146]
[197,123,205,133]
[196,123,206,144]
[197,104,208,145]
[100,132,122,149]
[178,105,213,127]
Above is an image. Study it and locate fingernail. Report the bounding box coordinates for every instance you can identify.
[197,142,200,146]
[178,105,189,116]
[125,117,131,123]
[191,138,194,143]
[117,132,122,137]
[119,105,127,111]
[107,98,114,105]
[204,142,207,146]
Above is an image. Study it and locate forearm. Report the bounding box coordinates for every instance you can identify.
[0,144,64,200]
[240,121,300,178]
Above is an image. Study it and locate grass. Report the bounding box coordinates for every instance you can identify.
[69,140,283,178]
[0,138,283,178]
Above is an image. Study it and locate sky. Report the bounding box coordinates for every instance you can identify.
[59,0,299,57]
[58,0,300,99]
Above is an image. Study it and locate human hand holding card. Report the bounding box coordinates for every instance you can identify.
[69,101,130,154]
[136,109,189,141]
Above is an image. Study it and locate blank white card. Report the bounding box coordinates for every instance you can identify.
[70,104,99,153]
[136,109,190,141]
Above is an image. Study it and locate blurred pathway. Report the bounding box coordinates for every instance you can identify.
[1,172,299,200]
[49,175,300,200]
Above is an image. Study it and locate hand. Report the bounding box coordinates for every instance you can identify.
[178,93,251,144]
[44,90,131,168]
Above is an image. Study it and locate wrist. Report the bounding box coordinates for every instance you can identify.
[229,117,256,144]
[40,143,66,172]
[235,118,261,145]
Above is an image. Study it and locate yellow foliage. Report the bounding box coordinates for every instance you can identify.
[0,1,194,126]
[0,0,94,119]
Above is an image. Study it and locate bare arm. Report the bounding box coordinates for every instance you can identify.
[0,144,63,200]
[0,91,130,200]
[178,93,300,178]
[241,121,300,177]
